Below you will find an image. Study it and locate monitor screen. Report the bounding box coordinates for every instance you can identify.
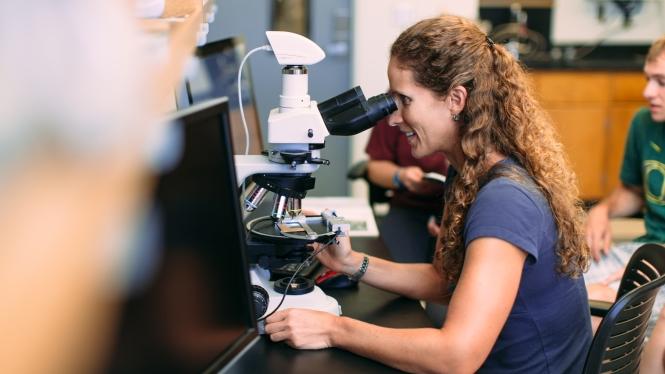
[106,98,257,373]
[176,37,263,155]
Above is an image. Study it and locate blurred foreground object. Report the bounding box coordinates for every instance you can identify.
[0,0,174,373]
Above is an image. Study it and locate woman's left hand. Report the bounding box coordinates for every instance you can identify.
[264,308,338,349]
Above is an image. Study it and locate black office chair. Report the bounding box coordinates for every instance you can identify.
[583,243,665,373]
[347,160,392,208]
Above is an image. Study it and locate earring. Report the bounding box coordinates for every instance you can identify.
[451,113,460,121]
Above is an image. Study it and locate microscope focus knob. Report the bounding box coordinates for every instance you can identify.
[252,285,270,319]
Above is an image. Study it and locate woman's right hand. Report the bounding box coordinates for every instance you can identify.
[312,235,356,275]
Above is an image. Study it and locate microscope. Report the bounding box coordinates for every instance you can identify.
[234,31,396,324]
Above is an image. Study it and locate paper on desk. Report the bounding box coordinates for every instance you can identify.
[302,197,379,237]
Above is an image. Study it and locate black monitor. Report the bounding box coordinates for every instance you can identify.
[176,37,263,155]
[106,98,258,373]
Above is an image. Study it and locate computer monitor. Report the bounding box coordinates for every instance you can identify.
[176,37,264,155]
[106,98,258,373]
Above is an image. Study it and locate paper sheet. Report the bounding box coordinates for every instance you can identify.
[302,197,379,237]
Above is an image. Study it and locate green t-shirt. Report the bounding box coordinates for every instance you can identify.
[621,107,665,242]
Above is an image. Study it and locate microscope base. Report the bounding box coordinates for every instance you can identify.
[250,266,341,334]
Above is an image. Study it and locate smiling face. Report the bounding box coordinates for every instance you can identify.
[644,51,665,122]
[386,58,460,160]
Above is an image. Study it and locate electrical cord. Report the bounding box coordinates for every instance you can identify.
[237,44,272,206]
[489,22,548,60]
[237,44,272,156]
[257,235,336,322]
[562,2,647,62]
[570,22,625,61]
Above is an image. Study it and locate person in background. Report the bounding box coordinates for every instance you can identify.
[584,35,665,334]
[265,15,592,372]
[365,117,448,263]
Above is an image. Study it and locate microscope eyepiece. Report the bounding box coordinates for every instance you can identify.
[317,86,365,119]
[318,86,397,137]
[366,93,398,123]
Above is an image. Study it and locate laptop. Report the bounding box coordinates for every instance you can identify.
[176,37,264,155]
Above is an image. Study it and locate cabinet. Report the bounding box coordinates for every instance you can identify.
[140,0,214,112]
[530,70,645,201]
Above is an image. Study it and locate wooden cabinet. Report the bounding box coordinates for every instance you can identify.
[140,0,214,112]
[530,70,645,201]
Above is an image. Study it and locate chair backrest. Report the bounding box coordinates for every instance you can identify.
[584,243,665,374]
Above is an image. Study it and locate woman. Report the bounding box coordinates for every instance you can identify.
[265,15,592,373]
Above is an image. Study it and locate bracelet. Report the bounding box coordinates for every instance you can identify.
[348,255,369,282]
[392,169,404,190]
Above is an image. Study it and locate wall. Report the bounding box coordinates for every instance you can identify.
[209,0,352,196]
[308,0,353,196]
[551,0,665,45]
[350,0,478,198]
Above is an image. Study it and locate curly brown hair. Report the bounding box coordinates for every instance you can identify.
[390,15,590,283]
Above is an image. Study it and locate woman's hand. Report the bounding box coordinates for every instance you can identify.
[312,235,357,275]
[264,309,338,349]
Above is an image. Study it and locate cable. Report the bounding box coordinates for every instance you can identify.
[566,2,648,62]
[570,22,625,61]
[237,44,272,156]
[238,44,272,207]
[489,23,548,60]
[257,236,336,322]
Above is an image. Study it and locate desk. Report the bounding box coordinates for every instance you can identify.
[610,218,646,243]
[223,237,434,373]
